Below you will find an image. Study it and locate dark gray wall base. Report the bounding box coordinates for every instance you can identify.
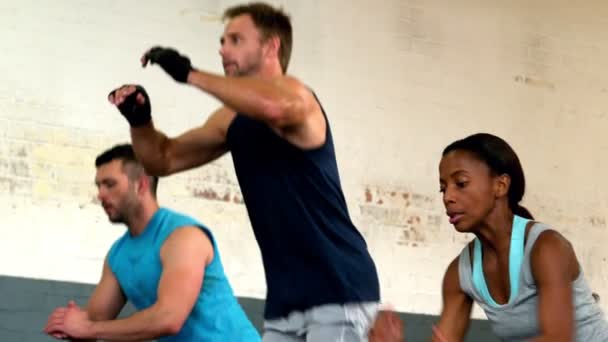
[0,276,496,341]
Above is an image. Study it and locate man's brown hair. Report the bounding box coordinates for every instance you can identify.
[223,2,293,73]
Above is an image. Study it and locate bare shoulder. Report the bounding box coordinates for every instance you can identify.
[530,229,578,281]
[281,74,308,90]
[161,226,214,264]
[164,226,211,246]
[280,75,319,107]
[532,229,574,256]
[443,255,461,293]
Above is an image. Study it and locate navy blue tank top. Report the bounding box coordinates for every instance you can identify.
[226,94,380,319]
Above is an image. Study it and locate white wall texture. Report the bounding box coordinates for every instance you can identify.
[1,0,607,319]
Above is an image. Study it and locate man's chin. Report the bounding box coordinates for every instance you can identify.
[225,67,251,77]
[224,67,238,76]
[107,215,125,224]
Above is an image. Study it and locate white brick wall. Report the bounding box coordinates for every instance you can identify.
[1,0,607,319]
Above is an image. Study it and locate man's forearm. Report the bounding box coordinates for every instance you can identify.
[71,335,146,342]
[86,307,177,341]
[130,123,172,176]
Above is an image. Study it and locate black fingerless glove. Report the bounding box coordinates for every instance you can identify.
[144,47,193,83]
[110,85,152,127]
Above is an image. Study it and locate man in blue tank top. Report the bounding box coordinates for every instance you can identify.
[44,144,259,341]
[107,2,382,340]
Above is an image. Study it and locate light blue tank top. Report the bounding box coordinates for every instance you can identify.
[472,214,528,307]
[108,207,260,341]
[459,216,608,341]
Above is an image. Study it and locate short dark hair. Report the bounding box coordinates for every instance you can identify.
[95,144,158,196]
[443,133,533,220]
[223,2,293,73]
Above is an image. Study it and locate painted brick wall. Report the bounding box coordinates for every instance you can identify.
[0,0,607,326]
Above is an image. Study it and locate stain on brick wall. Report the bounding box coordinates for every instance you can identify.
[359,185,444,246]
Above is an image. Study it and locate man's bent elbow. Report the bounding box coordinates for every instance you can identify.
[157,315,187,336]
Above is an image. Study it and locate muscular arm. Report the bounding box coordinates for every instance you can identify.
[140,47,325,149]
[434,257,473,342]
[130,107,232,176]
[86,258,127,322]
[86,227,213,341]
[529,230,578,342]
[187,71,317,128]
[44,257,127,342]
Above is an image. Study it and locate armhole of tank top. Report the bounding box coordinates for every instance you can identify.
[107,237,124,272]
[197,225,217,249]
[459,242,475,297]
[522,222,550,286]
[225,111,240,145]
[196,225,217,266]
[526,222,583,284]
[308,89,330,148]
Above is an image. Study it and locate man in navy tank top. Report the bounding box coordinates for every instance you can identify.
[44,144,259,341]
[107,2,383,340]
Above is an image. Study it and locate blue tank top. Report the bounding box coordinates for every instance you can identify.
[472,215,528,306]
[225,93,380,319]
[107,207,260,341]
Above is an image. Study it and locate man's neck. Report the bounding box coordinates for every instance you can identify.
[253,61,284,79]
[127,202,160,237]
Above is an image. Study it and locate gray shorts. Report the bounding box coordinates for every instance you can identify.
[262,302,379,342]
